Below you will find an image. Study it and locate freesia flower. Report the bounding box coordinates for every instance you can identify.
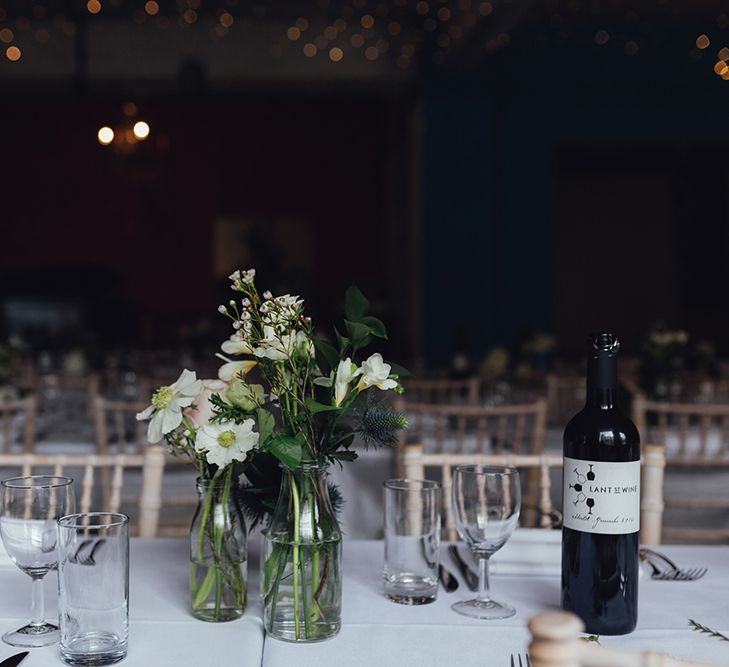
[356,353,398,392]
[334,358,359,406]
[221,334,252,356]
[136,369,203,443]
[184,379,228,429]
[218,359,258,382]
[195,419,259,468]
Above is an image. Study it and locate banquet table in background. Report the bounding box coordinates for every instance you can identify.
[1,537,728,667]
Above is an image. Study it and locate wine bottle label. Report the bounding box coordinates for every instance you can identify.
[563,456,640,535]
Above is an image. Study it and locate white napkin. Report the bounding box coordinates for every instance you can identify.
[489,528,561,577]
[0,539,12,567]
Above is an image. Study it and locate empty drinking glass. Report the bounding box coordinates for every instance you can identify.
[57,513,129,666]
[0,475,75,647]
[451,465,520,619]
[383,479,441,605]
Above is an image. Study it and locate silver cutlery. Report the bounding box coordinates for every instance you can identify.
[439,564,459,593]
[510,654,531,667]
[0,651,29,667]
[640,548,707,581]
[448,545,479,592]
[69,539,106,566]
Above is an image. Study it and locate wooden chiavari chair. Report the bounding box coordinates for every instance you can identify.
[402,377,481,405]
[403,443,665,543]
[632,396,729,542]
[93,396,198,537]
[546,374,585,428]
[529,610,727,667]
[0,446,166,537]
[0,395,37,454]
[396,400,548,524]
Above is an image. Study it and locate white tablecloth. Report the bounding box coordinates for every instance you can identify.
[263,540,729,667]
[1,538,728,666]
[0,539,264,667]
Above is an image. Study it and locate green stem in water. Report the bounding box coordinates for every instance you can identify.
[291,473,301,640]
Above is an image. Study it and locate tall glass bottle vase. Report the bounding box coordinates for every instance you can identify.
[263,462,342,642]
[190,471,248,622]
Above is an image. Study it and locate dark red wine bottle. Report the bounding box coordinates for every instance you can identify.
[561,333,640,635]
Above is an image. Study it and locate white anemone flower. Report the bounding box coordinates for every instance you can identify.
[136,369,202,443]
[356,353,398,392]
[195,419,259,468]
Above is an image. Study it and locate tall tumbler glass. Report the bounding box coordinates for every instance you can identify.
[383,479,441,605]
[57,513,129,666]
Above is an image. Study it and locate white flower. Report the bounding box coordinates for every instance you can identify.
[195,419,259,468]
[221,334,252,356]
[218,359,258,382]
[253,326,311,361]
[334,358,360,406]
[356,353,398,392]
[136,369,203,443]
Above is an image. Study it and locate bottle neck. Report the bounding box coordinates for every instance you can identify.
[586,354,617,409]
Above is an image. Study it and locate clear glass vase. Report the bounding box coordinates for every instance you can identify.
[189,473,247,622]
[262,462,342,642]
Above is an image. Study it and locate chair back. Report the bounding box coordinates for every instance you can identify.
[94,396,149,455]
[402,377,481,405]
[0,446,166,537]
[400,400,548,455]
[546,374,585,427]
[403,443,665,542]
[633,397,729,543]
[529,610,728,667]
[0,395,37,453]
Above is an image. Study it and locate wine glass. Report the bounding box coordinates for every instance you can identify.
[0,475,75,647]
[451,465,520,619]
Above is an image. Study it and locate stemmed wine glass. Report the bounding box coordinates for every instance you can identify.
[0,475,75,647]
[451,465,520,619]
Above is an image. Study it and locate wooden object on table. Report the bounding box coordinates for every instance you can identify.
[0,395,37,454]
[403,443,666,542]
[528,610,728,667]
[0,446,166,537]
[93,395,197,537]
[632,397,729,543]
[401,377,481,405]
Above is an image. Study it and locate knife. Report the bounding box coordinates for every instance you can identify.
[448,545,479,592]
[0,651,29,667]
[439,563,459,593]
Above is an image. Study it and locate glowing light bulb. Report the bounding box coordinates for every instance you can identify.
[97,126,114,145]
[133,121,150,140]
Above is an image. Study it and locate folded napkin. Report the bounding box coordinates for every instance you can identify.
[0,540,12,567]
[489,528,561,577]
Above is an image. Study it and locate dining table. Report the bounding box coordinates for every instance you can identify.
[1,536,728,666]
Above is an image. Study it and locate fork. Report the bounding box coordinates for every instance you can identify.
[69,539,106,566]
[510,654,532,667]
[640,548,707,581]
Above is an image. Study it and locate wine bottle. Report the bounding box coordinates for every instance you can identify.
[561,333,640,635]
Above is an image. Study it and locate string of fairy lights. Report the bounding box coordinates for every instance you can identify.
[3,0,729,79]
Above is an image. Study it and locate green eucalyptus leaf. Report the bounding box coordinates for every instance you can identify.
[388,362,411,378]
[360,315,387,339]
[345,284,369,320]
[267,435,304,470]
[305,398,341,414]
[334,326,350,354]
[256,408,275,445]
[312,337,340,376]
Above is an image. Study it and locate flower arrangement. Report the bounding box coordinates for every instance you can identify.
[136,268,407,633]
